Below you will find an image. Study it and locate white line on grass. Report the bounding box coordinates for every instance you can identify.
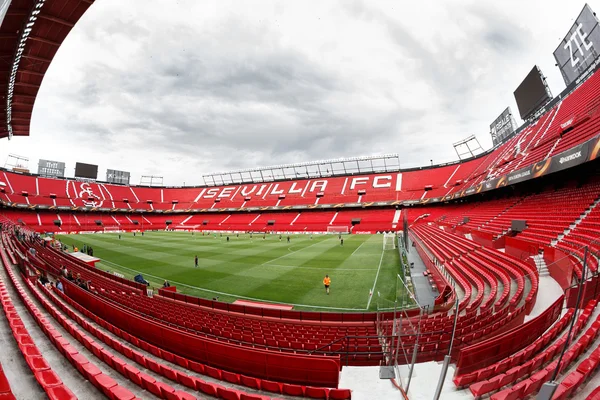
[261,237,332,265]
[350,238,369,257]
[99,259,367,311]
[267,263,377,271]
[365,249,386,310]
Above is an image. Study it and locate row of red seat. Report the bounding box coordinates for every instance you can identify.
[43,280,352,399]
[490,299,600,399]
[553,344,600,399]
[0,244,129,400]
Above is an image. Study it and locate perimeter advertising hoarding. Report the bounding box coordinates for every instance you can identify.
[106,169,131,185]
[554,4,600,86]
[513,66,552,120]
[74,162,98,180]
[37,159,65,178]
[490,107,517,146]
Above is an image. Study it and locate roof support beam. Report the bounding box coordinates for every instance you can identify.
[38,14,75,27]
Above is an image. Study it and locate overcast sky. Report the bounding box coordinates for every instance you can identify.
[0,0,593,185]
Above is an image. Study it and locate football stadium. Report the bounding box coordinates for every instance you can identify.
[0,1,600,399]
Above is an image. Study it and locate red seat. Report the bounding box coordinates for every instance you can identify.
[108,385,136,400]
[217,386,242,400]
[305,386,330,399]
[176,371,196,390]
[240,375,261,389]
[27,356,51,372]
[197,380,222,397]
[34,370,62,388]
[160,365,179,382]
[240,394,270,400]
[174,390,197,400]
[204,365,222,380]
[329,388,352,399]
[260,380,282,393]
[222,370,241,385]
[94,374,118,397]
[282,383,305,396]
[139,373,161,397]
[123,365,141,386]
[46,385,77,400]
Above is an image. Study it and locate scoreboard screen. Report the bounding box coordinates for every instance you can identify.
[74,162,98,180]
[106,169,131,185]
[38,159,65,178]
[513,66,552,120]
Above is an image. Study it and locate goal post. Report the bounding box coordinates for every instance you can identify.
[383,232,397,250]
[103,226,122,233]
[326,226,349,234]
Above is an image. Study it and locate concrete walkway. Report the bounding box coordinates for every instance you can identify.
[405,236,437,310]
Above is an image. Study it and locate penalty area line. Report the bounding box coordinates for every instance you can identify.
[365,249,385,310]
[99,259,366,311]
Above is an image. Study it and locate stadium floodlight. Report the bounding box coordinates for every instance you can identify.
[203,154,401,186]
[452,135,484,160]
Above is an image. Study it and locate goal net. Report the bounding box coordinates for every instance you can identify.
[327,226,349,234]
[383,232,396,250]
[103,226,122,233]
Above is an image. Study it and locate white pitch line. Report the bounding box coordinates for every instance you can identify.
[98,260,365,311]
[366,249,386,310]
[261,238,332,265]
[350,238,369,257]
[267,263,377,271]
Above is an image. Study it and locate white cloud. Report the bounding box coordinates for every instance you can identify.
[0,0,592,185]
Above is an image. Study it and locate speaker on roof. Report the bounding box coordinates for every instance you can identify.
[351,218,361,225]
[123,198,129,203]
[147,200,153,204]
[21,191,28,197]
[165,220,172,225]
[316,192,324,198]
[172,200,178,204]
[214,199,221,203]
[95,220,103,226]
[358,189,366,195]
[244,196,251,201]
[267,220,275,225]
[53,220,61,227]
[424,185,433,191]
[511,220,527,232]
[278,194,286,199]
[49,193,57,199]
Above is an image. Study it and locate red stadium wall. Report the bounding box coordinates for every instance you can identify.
[543,246,574,290]
[63,281,342,387]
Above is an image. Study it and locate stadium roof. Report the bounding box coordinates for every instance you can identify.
[0,0,94,139]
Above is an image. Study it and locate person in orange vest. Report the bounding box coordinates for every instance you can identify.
[323,274,331,295]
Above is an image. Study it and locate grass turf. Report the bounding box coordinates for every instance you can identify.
[56,231,412,311]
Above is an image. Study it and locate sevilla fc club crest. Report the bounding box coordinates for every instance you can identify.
[79,183,103,207]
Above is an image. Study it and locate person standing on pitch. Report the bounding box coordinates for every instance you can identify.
[340,237,344,246]
[323,274,331,295]
[194,255,198,268]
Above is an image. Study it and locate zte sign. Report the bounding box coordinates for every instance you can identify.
[554,4,600,86]
[565,24,594,67]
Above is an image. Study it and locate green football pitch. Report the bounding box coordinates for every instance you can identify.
[56,232,413,311]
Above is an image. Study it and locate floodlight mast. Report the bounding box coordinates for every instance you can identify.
[140,175,164,186]
[452,135,484,160]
